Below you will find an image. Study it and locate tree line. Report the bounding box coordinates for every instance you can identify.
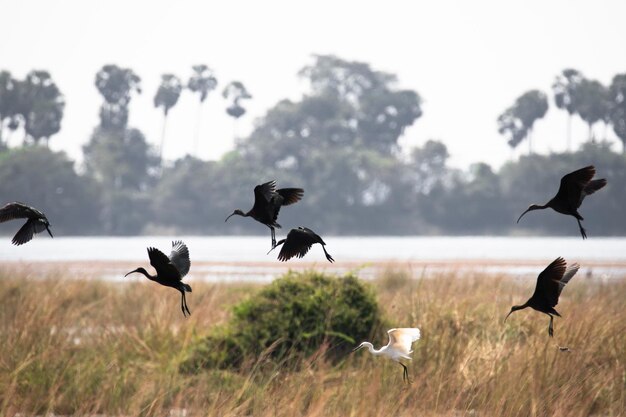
[498,69,626,153]
[0,55,625,237]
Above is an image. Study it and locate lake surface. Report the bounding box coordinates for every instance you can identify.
[1,235,625,281]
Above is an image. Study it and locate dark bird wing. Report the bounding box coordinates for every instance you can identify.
[533,257,567,308]
[169,240,190,277]
[277,188,304,206]
[555,166,596,209]
[11,219,37,245]
[148,247,180,279]
[254,181,277,203]
[557,262,579,297]
[583,179,607,196]
[277,228,320,261]
[0,202,42,223]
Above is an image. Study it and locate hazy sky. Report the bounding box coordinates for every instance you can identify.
[2,0,625,169]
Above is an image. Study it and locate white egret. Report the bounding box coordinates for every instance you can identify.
[352,327,421,383]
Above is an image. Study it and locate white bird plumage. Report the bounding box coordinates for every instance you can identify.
[352,327,421,383]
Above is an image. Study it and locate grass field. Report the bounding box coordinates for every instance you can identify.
[0,264,624,416]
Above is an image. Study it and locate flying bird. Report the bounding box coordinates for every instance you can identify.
[268,227,334,263]
[0,202,53,245]
[516,165,607,239]
[225,180,304,248]
[352,328,421,383]
[125,241,192,317]
[505,257,579,337]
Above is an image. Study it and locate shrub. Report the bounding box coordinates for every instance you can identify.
[182,270,383,372]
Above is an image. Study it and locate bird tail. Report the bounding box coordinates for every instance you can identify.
[182,283,192,292]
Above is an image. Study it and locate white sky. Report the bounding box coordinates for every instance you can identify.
[1,0,625,169]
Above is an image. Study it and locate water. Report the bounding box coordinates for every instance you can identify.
[1,235,625,281]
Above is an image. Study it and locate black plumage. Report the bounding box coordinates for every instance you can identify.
[225,180,304,248]
[517,166,607,239]
[125,241,193,317]
[0,202,53,245]
[270,227,334,263]
[505,257,579,337]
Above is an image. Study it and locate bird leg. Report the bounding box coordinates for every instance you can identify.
[548,315,554,338]
[322,245,335,263]
[183,291,191,316]
[270,227,276,248]
[576,218,587,240]
[180,291,188,317]
[399,362,411,384]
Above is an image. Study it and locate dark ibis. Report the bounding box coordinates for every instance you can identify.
[0,202,53,245]
[505,257,579,337]
[225,180,304,248]
[268,227,334,263]
[516,165,607,239]
[125,240,192,317]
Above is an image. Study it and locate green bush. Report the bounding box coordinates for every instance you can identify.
[182,271,383,372]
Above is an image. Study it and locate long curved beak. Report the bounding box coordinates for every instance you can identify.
[266,245,277,255]
[504,310,513,323]
[124,268,139,277]
[46,227,53,238]
[225,213,236,222]
[516,209,531,224]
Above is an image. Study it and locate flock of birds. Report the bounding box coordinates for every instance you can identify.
[0,166,608,383]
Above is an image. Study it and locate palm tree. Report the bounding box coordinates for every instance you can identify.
[552,69,582,150]
[222,81,252,139]
[154,74,182,160]
[187,65,217,156]
[575,78,610,142]
[609,73,626,153]
[497,90,548,154]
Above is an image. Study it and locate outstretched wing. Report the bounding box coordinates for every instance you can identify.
[147,247,180,279]
[557,262,579,297]
[387,328,421,355]
[555,166,595,209]
[169,240,190,277]
[0,202,34,223]
[533,257,567,308]
[11,219,36,245]
[277,228,318,261]
[277,188,304,206]
[254,181,277,203]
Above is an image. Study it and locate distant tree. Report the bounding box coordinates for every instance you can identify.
[0,147,101,235]
[11,71,65,146]
[187,65,218,156]
[154,74,183,159]
[609,74,626,153]
[552,69,583,150]
[299,55,422,154]
[222,81,252,138]
[95,65,141,129]
[83,127,159,192]
[575,78,611,141]
[0,71,20,148]
[497,90,548,153]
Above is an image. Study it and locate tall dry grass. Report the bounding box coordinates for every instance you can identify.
[0,264,624,416]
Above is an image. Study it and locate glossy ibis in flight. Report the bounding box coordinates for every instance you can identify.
[0,202,53,245]
[268,227,334,263]
[125,240,192,317]
[505,257,579,337]
[352,328,421,384]
[516,165,607,239]
[225,180,304,248]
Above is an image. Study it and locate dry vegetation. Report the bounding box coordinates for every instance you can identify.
[0,264,624,417]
